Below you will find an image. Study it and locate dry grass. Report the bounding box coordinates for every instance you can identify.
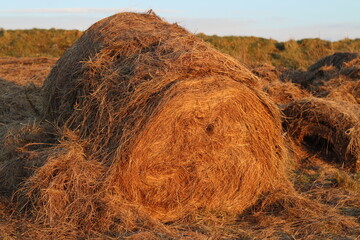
[250,63,311,105]
[263,81,311,105]
[283,52,360,96]
[0,11,358,239]
[283,97,360,172]
[0,57,57,86]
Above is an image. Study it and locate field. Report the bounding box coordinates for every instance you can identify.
[0,14,359,239]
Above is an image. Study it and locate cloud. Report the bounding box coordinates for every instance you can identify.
[0,8,179,15]
[168,17,258,35]
[172,17,360,41]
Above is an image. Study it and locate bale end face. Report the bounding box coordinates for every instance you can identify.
[107,77,290,221]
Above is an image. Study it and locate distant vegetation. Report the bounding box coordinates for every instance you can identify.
[0,28,359,69]
[0,28,82,57]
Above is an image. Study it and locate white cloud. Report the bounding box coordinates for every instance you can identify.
[0,8,179,15]
[172,17,360,41]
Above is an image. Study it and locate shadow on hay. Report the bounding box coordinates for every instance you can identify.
[282,97,360,172]
[281,52,360,101]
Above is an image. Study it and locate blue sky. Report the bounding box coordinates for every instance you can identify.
[0,0,359,41]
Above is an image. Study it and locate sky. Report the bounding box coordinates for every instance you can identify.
[0,0,359,41]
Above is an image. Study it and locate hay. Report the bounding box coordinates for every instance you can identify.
[282,97,360,172]
[251,63,281,85]
[282,52,360,95]
[263,80,311,105]
[0,79,41,128]
[250,64,310,105]
[326,80,360,104]
[15,11,293,232]
[307,52,359,72]
[0,122,54,195]
[0,78,48,195]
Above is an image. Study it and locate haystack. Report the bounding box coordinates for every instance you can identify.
[12,12,293,235]
[283,97,360,172]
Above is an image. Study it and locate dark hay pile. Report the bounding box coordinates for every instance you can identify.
[7,11,296,235]
[0,75,50,195]
[307,52,359,72]
[282,52,360,101]
[283,97,360,172]
[0,79,41,130]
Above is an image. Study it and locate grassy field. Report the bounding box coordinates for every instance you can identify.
[0,28,359,69]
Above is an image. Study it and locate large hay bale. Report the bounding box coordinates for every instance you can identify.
[283,97,360,172]
[19,12,293,231]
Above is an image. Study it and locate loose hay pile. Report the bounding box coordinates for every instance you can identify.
[263,81,310,105]
[283,97,360,172]
[8,11,295,235]
[283,52,360,102]
[250,63,310,105]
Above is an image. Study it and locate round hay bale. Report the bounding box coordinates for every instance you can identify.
[283,97,360,172]
[36,11,291,225]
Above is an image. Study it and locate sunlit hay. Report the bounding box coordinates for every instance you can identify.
[263,80,311,105]
[290,52,360,93]
[105,76,291,222]
[282,97,360,172]
[37,11,293,227]
[19,130,108,237]
[250,63,281,86]
[326,79,360,104]
[43,12,259,127]
[244,191,359,239]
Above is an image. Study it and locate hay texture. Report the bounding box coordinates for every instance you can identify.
[283,97,360,172]
[326,80,360,104]
[263,80,310,105]
[19,11,294,231]
[283,52,360,100]
[250,64,311,105]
